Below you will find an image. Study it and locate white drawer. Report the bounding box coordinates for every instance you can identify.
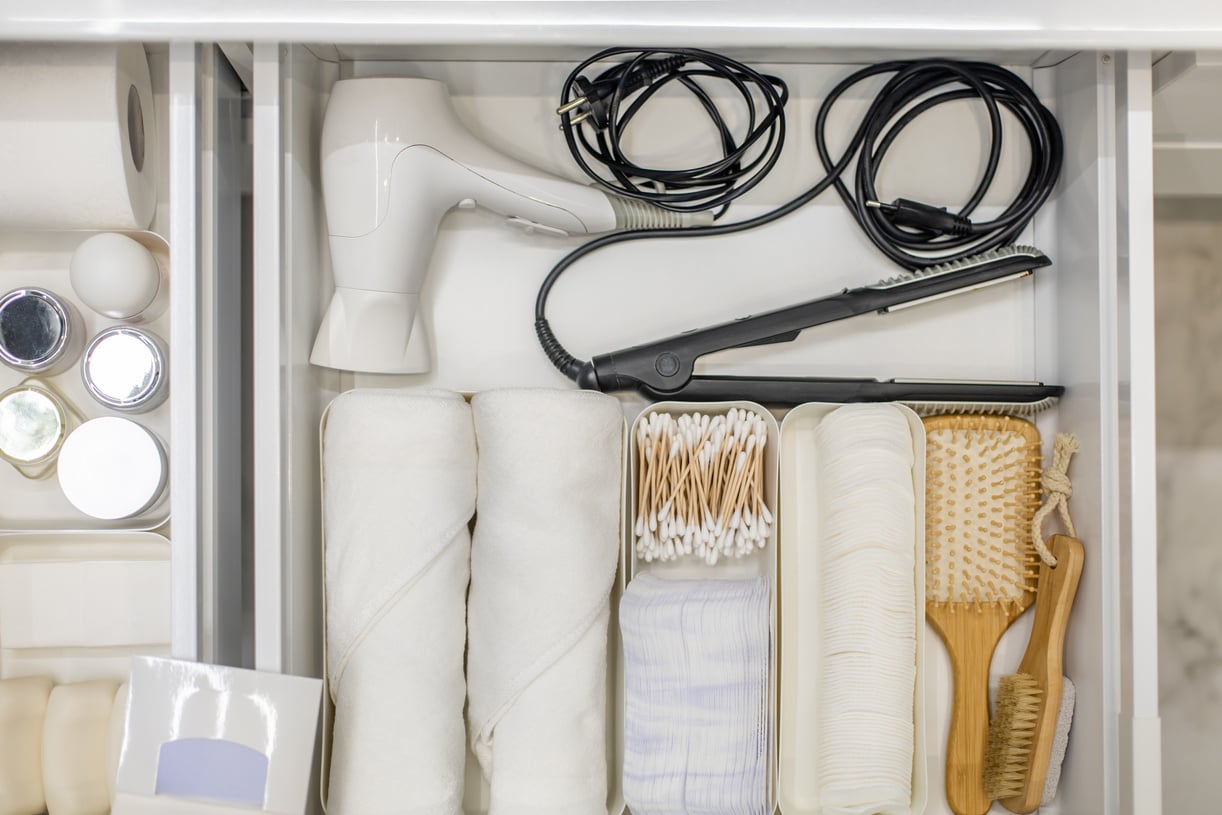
[249,42,1160,815]
[0,44,246,675]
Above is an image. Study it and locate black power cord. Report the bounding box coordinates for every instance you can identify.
[538,56,1064,383]
[557,47,789,219]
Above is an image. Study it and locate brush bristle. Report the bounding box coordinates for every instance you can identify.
[984,672,1044,800]
[1042,677,1076,806]
[923,415,1042,604]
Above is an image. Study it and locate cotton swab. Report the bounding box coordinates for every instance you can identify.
[634,408,771,563]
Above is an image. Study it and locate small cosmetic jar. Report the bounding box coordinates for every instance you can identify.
[82,327,168,413]
[57,417,167,520]
[0,383,68,471]
[0,288,83,375]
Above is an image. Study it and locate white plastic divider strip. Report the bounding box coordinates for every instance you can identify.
[168,41,201,662]
[1117,50,1164,815]
[1095,53,1124,815]
[198,45,249,669]
[252,42,284,674]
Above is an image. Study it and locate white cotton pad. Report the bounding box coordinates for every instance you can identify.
[0,676,54,815]
[107,683,130,804]
[43,680,121,815]
[813,405,917,815]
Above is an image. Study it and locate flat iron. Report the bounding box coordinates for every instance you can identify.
[559,245,1064,410]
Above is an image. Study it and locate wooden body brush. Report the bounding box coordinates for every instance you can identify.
[985,433,1085,813]
[923,414,1042,815]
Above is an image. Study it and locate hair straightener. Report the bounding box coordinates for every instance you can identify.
[557,245,1063,410]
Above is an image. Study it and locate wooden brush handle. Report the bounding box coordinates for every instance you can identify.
[1002,534,1085,814]
[928,603,1019,815]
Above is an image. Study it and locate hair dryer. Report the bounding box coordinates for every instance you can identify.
[311,77,711,374]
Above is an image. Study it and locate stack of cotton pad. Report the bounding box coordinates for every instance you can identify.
[814,405,917,815]
[621,574,771,815]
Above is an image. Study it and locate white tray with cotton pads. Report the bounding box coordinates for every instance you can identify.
[0,532,171,683]
[778,402,929,815]
[0,231,170,532]
[626,400,780,814]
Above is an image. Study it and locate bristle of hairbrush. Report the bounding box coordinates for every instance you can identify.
[905,396,1060,418]
[984,672,1044,800]
[923,415,1042,605]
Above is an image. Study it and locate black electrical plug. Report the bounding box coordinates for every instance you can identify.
[867,198,974,237]
[556,55,690,129]
[556,76,614,127]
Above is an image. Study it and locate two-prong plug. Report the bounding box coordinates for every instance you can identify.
[556,55,690,128]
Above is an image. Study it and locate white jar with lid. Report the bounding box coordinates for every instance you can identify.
[57,417,167,520]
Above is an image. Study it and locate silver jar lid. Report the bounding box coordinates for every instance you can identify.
[0,288,79,374]
[82,327,168,412]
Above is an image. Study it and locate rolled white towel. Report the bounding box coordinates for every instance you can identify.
[467,389,623,815]
[323,389,476,815]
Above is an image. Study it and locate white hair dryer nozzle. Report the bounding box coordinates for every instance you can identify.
[310,287,430,374]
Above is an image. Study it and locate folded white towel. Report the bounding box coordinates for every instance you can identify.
[467,389,623,815]
[323,389,476,815]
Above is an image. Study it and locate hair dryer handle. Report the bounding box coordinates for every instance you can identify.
[411,145,619,234]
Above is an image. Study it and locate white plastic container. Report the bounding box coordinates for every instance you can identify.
[777,403,928,815]
[0,532,171,683]
[627,401,780,814]
[0,231,173,531]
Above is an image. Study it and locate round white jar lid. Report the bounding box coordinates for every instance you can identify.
[57,417,166,520]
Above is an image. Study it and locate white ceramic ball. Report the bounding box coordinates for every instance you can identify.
[69,233,161,320]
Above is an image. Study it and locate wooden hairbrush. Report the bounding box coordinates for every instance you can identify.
[923,414,1042,815]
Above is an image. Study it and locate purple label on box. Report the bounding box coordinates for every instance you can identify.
[155,738,268,807]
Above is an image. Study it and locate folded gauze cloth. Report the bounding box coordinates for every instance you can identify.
[468,389,623,815]
[323,389,476,815]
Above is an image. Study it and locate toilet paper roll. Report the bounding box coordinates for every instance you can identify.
[0,676,53,815]
[43,680,120,815]
[0,44,155,230]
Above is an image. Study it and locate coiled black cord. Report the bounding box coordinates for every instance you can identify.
[557,47,789,218]
[538,57,1064,382]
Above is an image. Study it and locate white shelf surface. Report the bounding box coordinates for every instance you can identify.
[4,1,1222,49]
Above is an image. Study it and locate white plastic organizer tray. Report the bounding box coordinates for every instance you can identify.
[778,403,928,815]
[627,401,780,814]
[0,231,171,531]
[0,531,171,683]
